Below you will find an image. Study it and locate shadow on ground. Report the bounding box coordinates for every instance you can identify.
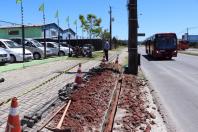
[142,55,175,61]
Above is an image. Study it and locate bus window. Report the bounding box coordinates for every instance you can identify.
[156,38,177,49]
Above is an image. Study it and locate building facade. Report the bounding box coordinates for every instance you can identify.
[0,23,75,40]
[62,28,76,39]
[182,33,198,43]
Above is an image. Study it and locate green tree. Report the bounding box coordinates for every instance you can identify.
[100,29,110,40]
[79,14,102,39]
[112,36,118,49]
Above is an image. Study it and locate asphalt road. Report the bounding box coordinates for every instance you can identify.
[139,47,198,132]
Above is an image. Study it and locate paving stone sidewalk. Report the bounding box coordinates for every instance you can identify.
[0,49,124,131]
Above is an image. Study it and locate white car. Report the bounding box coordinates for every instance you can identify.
[0,39,33,63]
[0,48,10,64]
[11,38,53,59]
[45,42,73,56]
[41,42,59,56]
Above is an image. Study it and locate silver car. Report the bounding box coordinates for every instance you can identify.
[43,42,73,56]
[41,42,59,56]
[11,38,53,59]
[0,48,10,64]
[0,39,33,63]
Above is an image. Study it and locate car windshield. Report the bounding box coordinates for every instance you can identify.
[60,44,68,47]
[31,40,43,47]
[51,43,59,48]
[156,37,177,49]
[5,41,21,48]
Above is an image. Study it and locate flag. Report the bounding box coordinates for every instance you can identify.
[74,20,77,25]
[16,0,22,4]
[55,10,59,18]
[39,3,44,12]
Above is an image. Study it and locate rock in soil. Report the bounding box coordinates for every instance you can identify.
[50,64,120,132]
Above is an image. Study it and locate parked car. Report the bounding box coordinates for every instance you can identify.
[0,48,10,64]
[60,43,74,50]
[0,39,33,63]
[42,42,73,56]
[83,44,94,51]
[41,42,59,56]
[11,38,53,59]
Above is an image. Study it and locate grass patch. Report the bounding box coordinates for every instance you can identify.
[93,51,104,59]
[123,56,128,66]
[0,48,124,73]
[112,46,127,52]
[0,56,68,73]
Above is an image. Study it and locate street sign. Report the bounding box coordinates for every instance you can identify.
[138,33,145,37]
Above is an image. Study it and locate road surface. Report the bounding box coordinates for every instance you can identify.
[139,47,198,132]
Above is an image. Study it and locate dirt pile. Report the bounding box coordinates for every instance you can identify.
[51,65,119,131]
[50,63,163,132]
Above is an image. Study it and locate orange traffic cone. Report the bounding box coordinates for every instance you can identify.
[115,55,119,64]
[74,63,83,87]
[5,97,21,132]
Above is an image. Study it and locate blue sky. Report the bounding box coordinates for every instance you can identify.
[139,0,198,40]
[0,0,198,41]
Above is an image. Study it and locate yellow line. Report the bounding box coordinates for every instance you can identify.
[0,61,87,106]
[0,55,117,107]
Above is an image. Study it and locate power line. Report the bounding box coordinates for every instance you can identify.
[0,20,21,26]
[177,26,198,35]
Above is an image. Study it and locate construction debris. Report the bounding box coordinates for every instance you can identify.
[46,63,166,132]
[49,63,120,131]
[30,63,166,132]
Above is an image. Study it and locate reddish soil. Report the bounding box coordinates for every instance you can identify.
[51,66,119,131]
[50,64,155,132]
[114,74,154,131]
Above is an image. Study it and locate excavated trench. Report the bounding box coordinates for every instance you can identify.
[47,63,164,132]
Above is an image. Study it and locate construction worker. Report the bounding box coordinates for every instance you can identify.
[104,40,110,61]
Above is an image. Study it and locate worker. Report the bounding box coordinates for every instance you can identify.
[104,40,110,61]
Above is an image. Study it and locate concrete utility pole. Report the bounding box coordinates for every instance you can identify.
[128,0,138,75]
[109,6,112,50]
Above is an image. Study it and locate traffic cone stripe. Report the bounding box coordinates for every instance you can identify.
[74,63,83,86]
[7,123,14,132]
[76,73,82,77]
[5,97,21,132]
[9,108,18,116]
